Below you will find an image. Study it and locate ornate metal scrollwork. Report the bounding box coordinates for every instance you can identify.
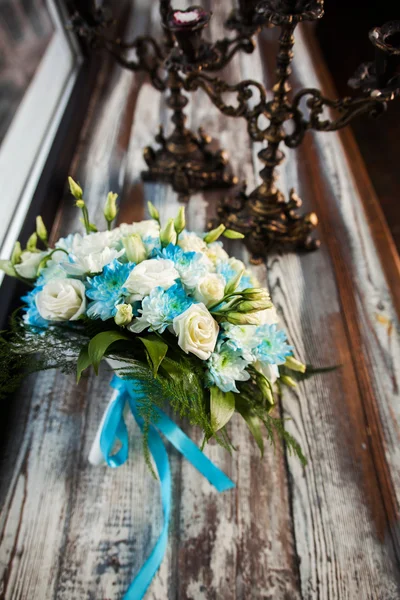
[70,0,400,258]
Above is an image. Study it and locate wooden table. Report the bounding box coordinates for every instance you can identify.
[1,2,400,598]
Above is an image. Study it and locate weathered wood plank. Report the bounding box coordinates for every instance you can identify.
[258,25,400,599]
[1,2,400,599]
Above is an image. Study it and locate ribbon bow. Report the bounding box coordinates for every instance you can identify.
[99,376,235,600]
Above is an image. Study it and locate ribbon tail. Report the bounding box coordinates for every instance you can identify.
[124,397,172,600]
[153,407,235,492]
[99,377,130,468]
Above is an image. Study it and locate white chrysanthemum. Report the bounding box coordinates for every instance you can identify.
[176,255,211,289]
[222,323,259,361]
[207,342,251,393]
[178,231,207,254]
[204,241,229,266]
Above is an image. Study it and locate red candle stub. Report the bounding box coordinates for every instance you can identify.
[173,9,202,26]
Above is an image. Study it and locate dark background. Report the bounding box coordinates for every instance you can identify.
[317,1,400,250]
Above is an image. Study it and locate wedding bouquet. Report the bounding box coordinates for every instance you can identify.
[1,177,306,463]
[0,177,309,598]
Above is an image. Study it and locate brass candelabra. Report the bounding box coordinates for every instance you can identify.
[70,1,400,261]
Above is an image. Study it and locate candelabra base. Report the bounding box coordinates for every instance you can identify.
[142,126,238,202]
[214,183,320,263]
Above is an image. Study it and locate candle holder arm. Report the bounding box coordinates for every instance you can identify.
[183,72,267,140]
[285,88,387,148]
[104,37,167,91]
[205,35,257,71]
[70,11,167,91]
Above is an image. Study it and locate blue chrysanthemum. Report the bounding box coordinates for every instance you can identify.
[206,339,251,393]
[222,322,259,362]
[253,324,293,365]
[86,259,135,320]
[156,243,198,269]
[216,261,253,291]
[143,235,161,256]
[156,243,208,289]
[130,282,194,333]
[22,286,49,329]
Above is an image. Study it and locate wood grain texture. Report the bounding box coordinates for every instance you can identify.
[1,2,400,599]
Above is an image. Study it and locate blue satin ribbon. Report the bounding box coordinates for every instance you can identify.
[99,375,235,600]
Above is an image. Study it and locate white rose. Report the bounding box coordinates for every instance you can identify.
[36,279,86,321]
[227,256,246,274]
[55,230,125,275]
[255,306,279,326]
[173,303,219,360]
[117,220,160,240]
[194,274,225,307]
[63,247,125,276]
[178,232,207,254]
[14,251,47,279]
[123,258,178,301]
[56,231,114,255]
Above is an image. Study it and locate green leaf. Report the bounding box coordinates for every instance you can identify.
[236,396,264,456]
[139,335,168,376]
[223,229,245,239]
[210,386,235,432]
[88,331,129,374]
[159,356,185,378]
[77,345,91,383]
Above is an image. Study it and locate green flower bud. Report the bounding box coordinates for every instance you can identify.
[226,311,261,325]
[148,201,160,222]
[36,216,48,243]
[174,206,186,235]
[224,268,244,296]
[257,374,274,407]
[160,218,177,247]
[68,177,83,200]
[223,229,245,240]
[104,192,118,225]
[26,232,38,252]
[11,241,22,265]
[123,234,147,263]
[280,375,297,388]
[68,176,83,200]
[76,200,85,209]
[0,259,16,277]
[236,299,273,313]
[204,224,226,244]
[241,288,270,302]
[114,303,133,327]
[285,356,306,373]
